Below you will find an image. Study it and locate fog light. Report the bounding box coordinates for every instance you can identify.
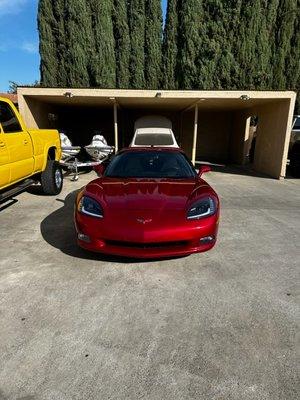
[200,236,214,244]
[78,233,91,243]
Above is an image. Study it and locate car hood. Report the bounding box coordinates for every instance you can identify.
[85,177,211,211]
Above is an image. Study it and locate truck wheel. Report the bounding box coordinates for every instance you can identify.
[41,160,63,195]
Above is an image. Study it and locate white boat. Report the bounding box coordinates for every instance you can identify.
[85,135,114,161]
[60,132,81,159]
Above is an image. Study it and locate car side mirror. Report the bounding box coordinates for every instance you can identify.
[198,165,211,177]
[94,163,106,176]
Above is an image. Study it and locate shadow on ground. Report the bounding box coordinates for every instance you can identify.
[40,190,185,264]
[206,163,273,178]
[40,190,119,262]
[199,162,300,179]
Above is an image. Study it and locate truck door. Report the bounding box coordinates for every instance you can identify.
[0,128,10,188]
[0,101,34,184]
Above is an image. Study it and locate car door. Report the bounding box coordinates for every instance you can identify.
[0,101,34,184]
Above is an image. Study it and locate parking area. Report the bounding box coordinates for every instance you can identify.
[0,170,299,400]
[19,89,297,179]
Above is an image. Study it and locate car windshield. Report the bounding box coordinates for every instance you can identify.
[134,133,174,146]
[105,151,196,179]
[293,117,300,130]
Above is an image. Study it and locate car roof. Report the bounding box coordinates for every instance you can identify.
[117,147,185,155]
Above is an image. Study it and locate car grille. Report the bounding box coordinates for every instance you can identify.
[106,240,189,249]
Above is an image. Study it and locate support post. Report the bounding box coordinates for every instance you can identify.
[192,104,199,165]
[113,102,118,152]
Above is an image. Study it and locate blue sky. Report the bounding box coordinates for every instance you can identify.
[0,0,168,92]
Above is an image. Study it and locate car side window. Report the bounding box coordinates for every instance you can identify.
[0,101,22,133]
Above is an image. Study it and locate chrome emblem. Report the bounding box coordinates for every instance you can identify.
[136,218,152,225]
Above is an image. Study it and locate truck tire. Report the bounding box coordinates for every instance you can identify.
[41,160,63,195]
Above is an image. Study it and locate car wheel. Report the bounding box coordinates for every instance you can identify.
[290,159,300,177]
[41,160,63,195]
[289,142,300,177]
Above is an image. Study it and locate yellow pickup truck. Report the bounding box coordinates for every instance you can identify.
[0,97,63,199]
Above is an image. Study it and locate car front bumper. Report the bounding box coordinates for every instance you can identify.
[75,213,219,259]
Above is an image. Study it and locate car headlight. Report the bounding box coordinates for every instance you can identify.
[78,196,103,218]
[187,197,216,220]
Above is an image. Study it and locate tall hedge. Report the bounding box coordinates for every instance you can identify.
[38,0,300,111]
[52,0,68,86]
[176,0,201,89]
[38,0,60,86]
[285,3,300,112]
[272,0,298,89]
[89,0,116,88]
[163,0,299,110]
[162,0,179,89]
[64,0,92,87]
[194,0,239,90]
[128,0,146,88]
[144,0,163,89]
[113,0,130,88]
[232,0,272,89]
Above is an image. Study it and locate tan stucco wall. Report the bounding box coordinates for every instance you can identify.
[181,111,244,163]
[17,87,297,102]
[18,96,57,129]
[253,99,295,179]
[196,111,232,162]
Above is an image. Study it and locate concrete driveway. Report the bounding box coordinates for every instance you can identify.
[0,170,299,400]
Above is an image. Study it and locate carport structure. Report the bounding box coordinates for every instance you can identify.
[18,88,296,179]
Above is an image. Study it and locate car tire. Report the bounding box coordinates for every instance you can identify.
[289,142,300,178]
[41,160,63,195]
[290,159,300,177]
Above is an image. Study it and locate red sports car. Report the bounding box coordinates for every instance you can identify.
[74,148,219,259]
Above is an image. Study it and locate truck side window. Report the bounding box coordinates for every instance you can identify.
[0,101,22,133]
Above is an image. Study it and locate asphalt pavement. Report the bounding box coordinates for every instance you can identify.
[0,168,299,400]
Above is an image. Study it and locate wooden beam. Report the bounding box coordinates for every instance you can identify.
[113,102,118,152]
[192,104,199,165]
[180,98,206,114]
[180,100,199,114]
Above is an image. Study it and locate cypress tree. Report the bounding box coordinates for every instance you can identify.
[90,0,116,88]
[64,0,92,87]
[53,0,68,86]
[257,0,278,89]
[215,0,243,90]
[283,1,300,112]
[144,0,163,89]
[272,0,298,89]
[260,0,280,89]
[176,0,239,90]
[233,0,262,89]
[38,0,300,105]
[113,0,130,88]
[290,8,300,112]
[128,0,146,88]
[197,0,239,90]
[162,0,179,89]
[176,0,202,89]
[38,0,60,86]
